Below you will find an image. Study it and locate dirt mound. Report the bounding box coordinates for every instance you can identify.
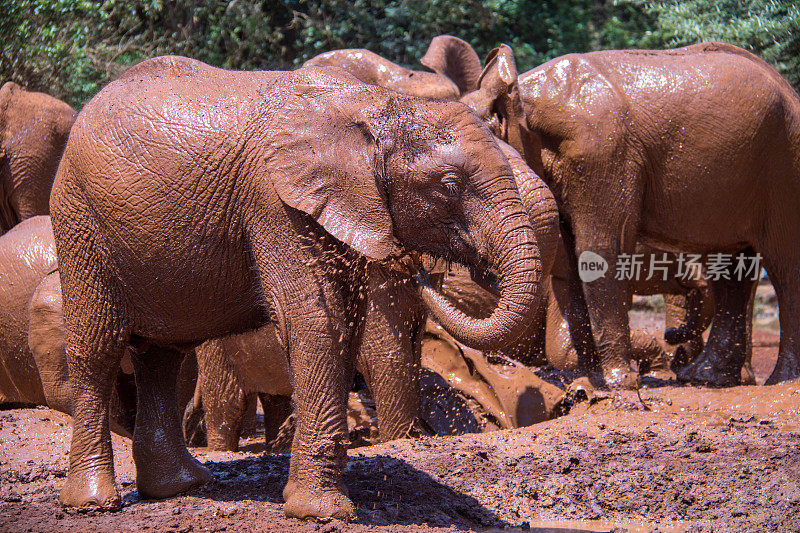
[2,380,798,532]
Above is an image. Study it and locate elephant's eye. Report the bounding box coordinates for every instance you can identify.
[441,174,462,198]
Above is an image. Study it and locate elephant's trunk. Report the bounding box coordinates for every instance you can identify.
[418,187,543,352]
[500,140,560,283]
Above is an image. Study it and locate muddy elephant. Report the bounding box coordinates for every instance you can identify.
[0,82,76,233]
[51,57,549,521]
[0,216,201,437]
[303,35,481,100]
[420,42,794,388]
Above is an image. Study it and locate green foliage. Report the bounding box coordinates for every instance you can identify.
[1,0,798,108]
[623,0,800,90]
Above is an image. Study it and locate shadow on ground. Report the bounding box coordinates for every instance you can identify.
[176,453,505,528]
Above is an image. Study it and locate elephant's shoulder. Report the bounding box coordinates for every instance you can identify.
[519,53,628,127]
[521,54,620,101]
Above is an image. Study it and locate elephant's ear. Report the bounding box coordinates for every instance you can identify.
[420,35,482,95]
[462,45,534,161]
[269,109,401,261]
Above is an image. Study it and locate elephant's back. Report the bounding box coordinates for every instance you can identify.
[0,82,76,164]
[518,44,799,137]
[303,49,460,99]
[0,216,54,405]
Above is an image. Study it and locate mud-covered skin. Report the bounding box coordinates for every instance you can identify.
[442,42,800,388]
[187,268,426,453]
[0,217,148,438]
[303,35,481,99]
[50,57,544,520]
[0,83,76,233]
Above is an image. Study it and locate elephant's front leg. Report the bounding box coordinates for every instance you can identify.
[273,275,358,521]
[567,218,639,389]
[580,265,639,389]
[357,266,426,441]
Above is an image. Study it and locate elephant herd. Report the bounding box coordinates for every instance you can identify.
[1,35,799,522]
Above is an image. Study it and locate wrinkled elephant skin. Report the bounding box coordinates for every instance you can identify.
[50,57,544,520]
[446,42,796,388]
[0,83,76,233]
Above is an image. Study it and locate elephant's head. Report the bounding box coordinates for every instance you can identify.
[303,35,481,100]
[271,69,545,351]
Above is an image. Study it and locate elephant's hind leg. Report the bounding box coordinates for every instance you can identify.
[763,258,800,384]
[58,285,129,510]
[677,273,756,387]
[131,344,211,499]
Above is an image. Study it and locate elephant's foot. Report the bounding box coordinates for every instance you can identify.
[60,469,121,510]
[764,354,800,385]
[601,363,640,390]
[675,346,741,387]
[644,368,676,381]
[135,450,211,500]
[283,485,356,522]
[741,361,756,386]
[207,429,240,452]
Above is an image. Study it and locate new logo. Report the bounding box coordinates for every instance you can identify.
[578,251,608,282]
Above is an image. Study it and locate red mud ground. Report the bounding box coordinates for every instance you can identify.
[1,313,798,532]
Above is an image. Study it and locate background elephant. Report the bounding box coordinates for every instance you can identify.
[0,82,76,233]
[428,41,789,388]
[0,216,200,437]
[0,217,138,436]
[303,35,481,100]
[51,57,548,520]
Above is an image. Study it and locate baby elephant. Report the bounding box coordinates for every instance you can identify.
[0,217,137,435]
[51,57,546,520]
[0,83,76,233]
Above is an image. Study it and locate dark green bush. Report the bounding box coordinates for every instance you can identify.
[1,0,797,109]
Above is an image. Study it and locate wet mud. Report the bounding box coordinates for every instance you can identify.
[2,308,798,532]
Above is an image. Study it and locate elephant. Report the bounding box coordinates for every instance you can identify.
[0,82,76,233]
[303,35,482,100]
[50,56,550,521]
[418,41,792,388]
[0,216,198,437]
